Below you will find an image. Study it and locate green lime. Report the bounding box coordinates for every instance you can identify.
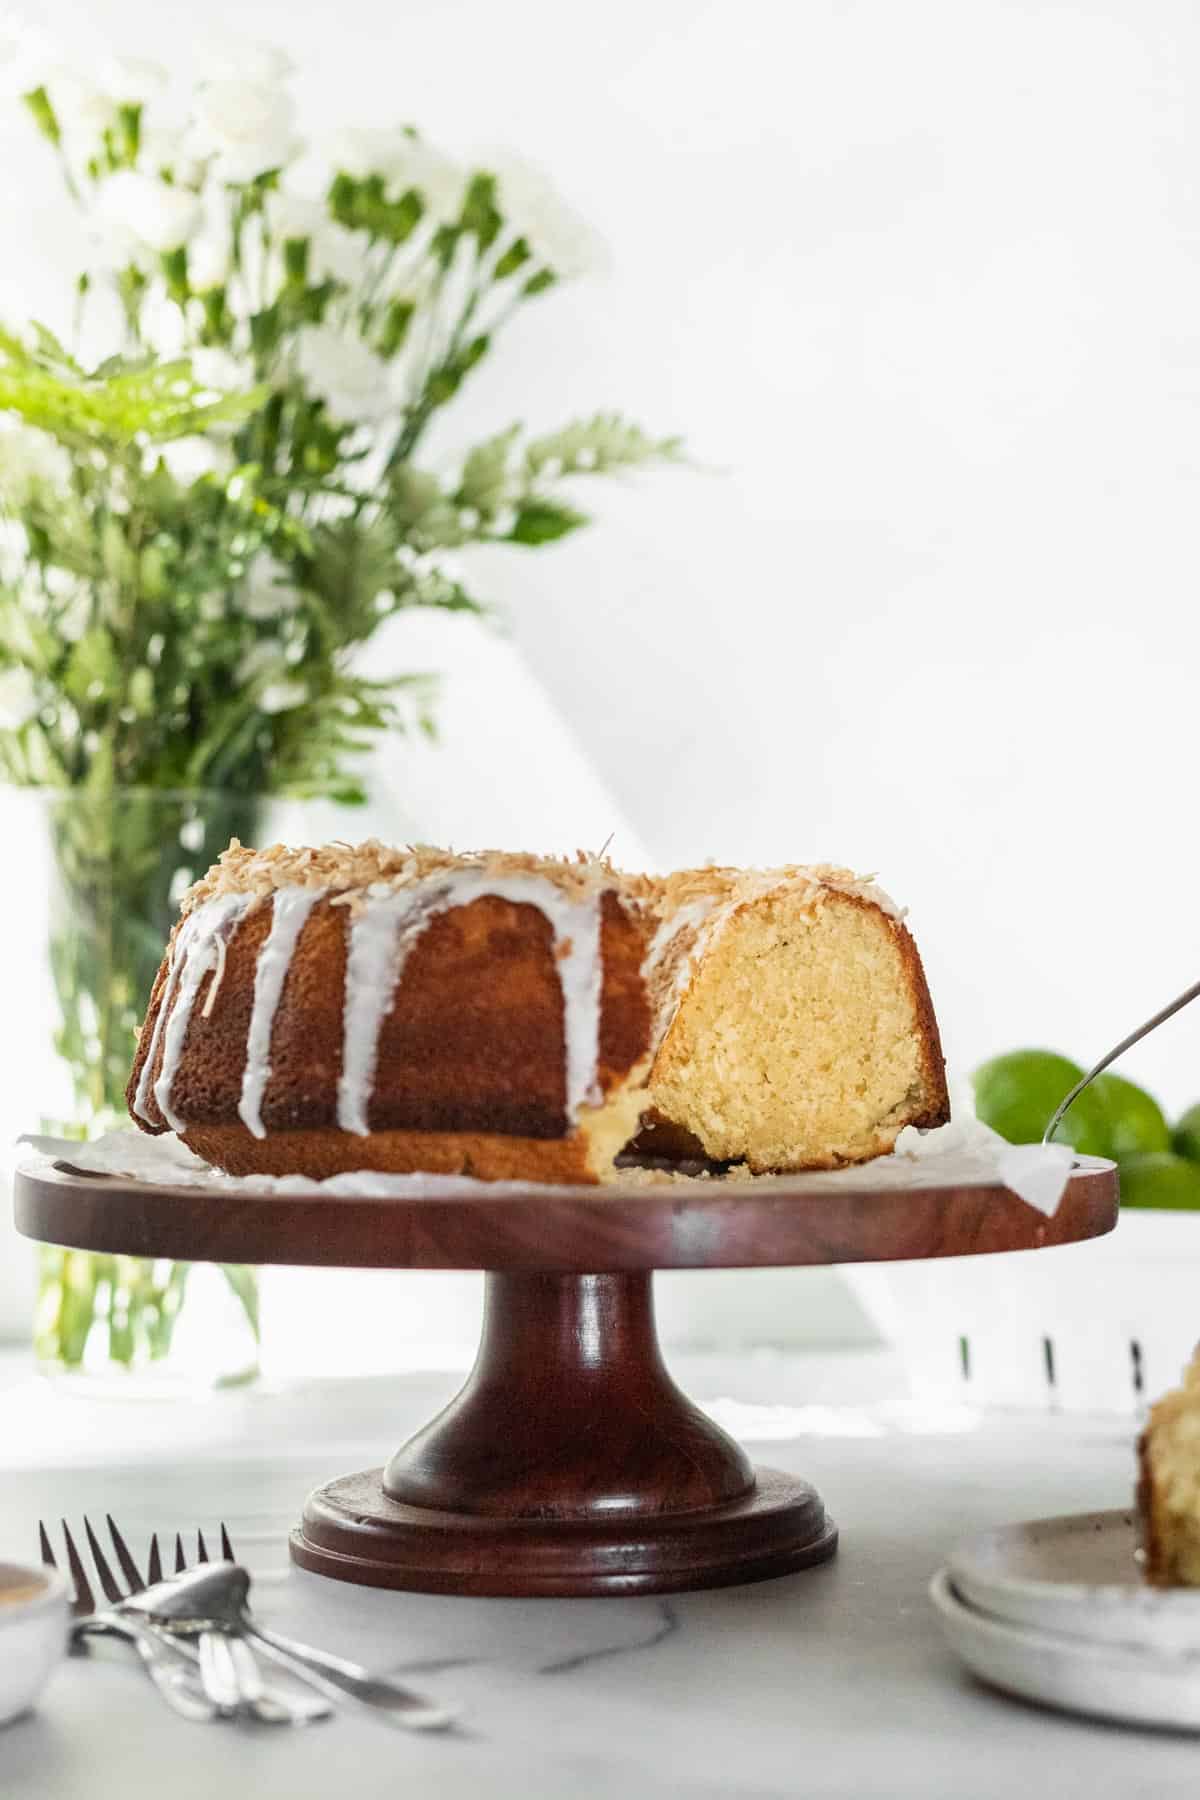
[972,1049,1113,1156]
[1118,1151,1200,1211]
[1090,1073,1169,1161]
[1172,1102,1200,1164]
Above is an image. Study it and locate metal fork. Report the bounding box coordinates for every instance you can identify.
[39,1516,217,1723]
[39,1517,328,1726]
[1042,975,1200,1148]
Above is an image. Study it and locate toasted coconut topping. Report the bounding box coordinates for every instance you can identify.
[183,840,904,927]
[640,864,905,923]
[182,839,623,913]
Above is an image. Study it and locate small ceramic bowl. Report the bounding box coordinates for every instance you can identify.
[0,1561,70,1726]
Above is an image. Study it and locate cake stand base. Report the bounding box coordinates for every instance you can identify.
[290,1272,838,1597]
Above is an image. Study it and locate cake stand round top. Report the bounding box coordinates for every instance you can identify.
[14,1155,1117,1271]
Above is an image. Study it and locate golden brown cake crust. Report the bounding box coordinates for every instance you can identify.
[1137,1428,1167,1585]
[127,888,650,1144]
[182,1123,608,1183]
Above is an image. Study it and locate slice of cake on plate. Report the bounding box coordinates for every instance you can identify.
[126,840,948,1183]
[1140,1354,1200,1584]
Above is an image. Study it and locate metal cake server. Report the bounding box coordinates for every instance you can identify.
[1042,975,1200,1147]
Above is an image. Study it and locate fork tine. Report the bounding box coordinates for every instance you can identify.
[38,1521,56,1570]
[196,1529,209,1564]
[105,1515,144,1594]
[219,1524,234,1563]
[83,1517,123,1605]
[174,1532,186,1574]
[60,1522,95,1618]
[147,1534,162,1586]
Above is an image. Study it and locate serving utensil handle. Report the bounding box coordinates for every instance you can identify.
[243,1622,458,1731]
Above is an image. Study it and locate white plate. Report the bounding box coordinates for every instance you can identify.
[948,1509,1200,1653]
[931,1569,1200,1732]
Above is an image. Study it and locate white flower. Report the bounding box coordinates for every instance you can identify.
[154,436,226,484]
[0,15,54,98]
[264,189,321,243]
[311,223,371,285]
[489,152,608,279]
[236,642,281,684]
[241,556,299,621]
[190,347,245,393]
[140,123,206,186]
[0,518,26,583]
[0,422,71,501]
[259,679,307,715]
[0,666,38,731]
[193,79,298,182]
[100,55,167,104]
[97,170,202,252]
[296,325,395,423]
[195,37,294,85]
[186,232,231,290]
[396,140,464,224]
[329,128,463,222]
[43,66,115,137]
[263,189,370,285]
[329,127,412,180]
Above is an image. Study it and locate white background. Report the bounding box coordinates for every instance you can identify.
[2,0,1199,1343]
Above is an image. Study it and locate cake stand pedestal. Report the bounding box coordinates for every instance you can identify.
[15,1155,1117,1597]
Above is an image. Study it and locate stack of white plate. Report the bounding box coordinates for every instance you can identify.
[933,1510,1200,1731]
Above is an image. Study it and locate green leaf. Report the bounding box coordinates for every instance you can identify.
[160,246,188,304]
[458,424,521,512]
[23,87,60,147]
[0,335,268,450]
[526,413,684,476]
[508,497,588,544]
[116,103,141,166]
[219,1265,260,1341]
[460,172,502,250]
[493,237,531,281]
[127,666,155,714]
[377,297,415,358]
[64,627,119,705]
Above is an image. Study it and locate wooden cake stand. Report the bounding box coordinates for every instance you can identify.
[15,1155,1117,1598]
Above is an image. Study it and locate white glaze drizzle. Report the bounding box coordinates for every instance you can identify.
[335,872,605,1137]
[641,896,722,1047]
[152,892,253,1133]
[238,886,321,1140]
[335,884,436,1136]
[131,912,198,1124]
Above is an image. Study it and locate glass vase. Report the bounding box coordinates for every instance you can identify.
[24,785,264,1390]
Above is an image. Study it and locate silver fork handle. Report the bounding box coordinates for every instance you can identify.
[219,1632,332,1726]
[77,1616,218,1724]
[244,1621,458,1731]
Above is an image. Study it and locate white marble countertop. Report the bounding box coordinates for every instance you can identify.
[0,1346,1193,1799]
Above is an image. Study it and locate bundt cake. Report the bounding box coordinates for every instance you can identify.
[126,841,948,1183]
[1139,1354,1200,1585]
